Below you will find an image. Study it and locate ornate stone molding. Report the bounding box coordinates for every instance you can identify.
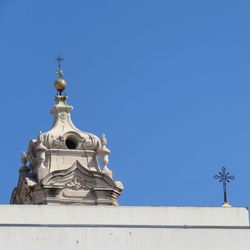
[11,71,123,205]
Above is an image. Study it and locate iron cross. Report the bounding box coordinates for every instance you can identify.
[214,167,235,205]
[55,54,64,69]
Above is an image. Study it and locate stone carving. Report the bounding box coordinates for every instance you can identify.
[83,138,94,150]
[11,93,123,205]
[98,134,112,178]
[18,152,30,182]
[81,134,99,150]
[34,132,48,182]
[58,111,69,120]
[66,177,84,190]
[21,152,27,166]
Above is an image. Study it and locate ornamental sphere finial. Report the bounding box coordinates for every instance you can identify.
[54,78,67,92]
[54,54,67,94]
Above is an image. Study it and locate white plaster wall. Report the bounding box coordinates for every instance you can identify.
[0,205,249,250]
[0,226,250,250]
[0,205,248,226]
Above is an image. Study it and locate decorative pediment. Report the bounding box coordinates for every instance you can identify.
[42,161,95,187]
[40,160,119,194]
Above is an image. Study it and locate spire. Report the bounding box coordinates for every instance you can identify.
[54,54,67,97]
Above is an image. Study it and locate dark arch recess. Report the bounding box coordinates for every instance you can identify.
[65,137,78,149]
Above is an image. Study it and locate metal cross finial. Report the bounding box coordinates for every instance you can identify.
[214,167,235,206]
[55,54,64,79]
[55,54,64,69]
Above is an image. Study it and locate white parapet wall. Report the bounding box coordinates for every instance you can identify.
[0,205,249,250]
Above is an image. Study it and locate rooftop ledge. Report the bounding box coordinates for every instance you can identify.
[0,205,248,227]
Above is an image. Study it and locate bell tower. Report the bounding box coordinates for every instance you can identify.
[11,57,123,205]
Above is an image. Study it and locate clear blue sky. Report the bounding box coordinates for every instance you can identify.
[0,0,249,207]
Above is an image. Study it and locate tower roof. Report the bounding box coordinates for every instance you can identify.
[11,57,123,205]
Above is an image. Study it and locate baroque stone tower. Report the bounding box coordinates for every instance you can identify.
[11,57,123,205]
